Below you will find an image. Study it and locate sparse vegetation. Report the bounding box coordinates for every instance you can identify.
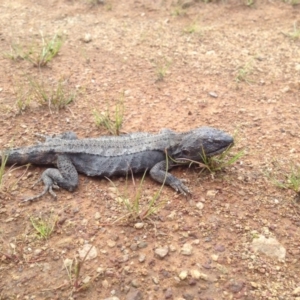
[235,61,254,84]
[14,76,76,113]
[198,146,244,173]
[285,22,300,40]
[4,33,64,67]
[63,245,95,293]
[171,145,243,176]
[183,20,201,34]
[154,59,171,82]
[106,170,166,224]
[0,153,8,191]
[93,97,124,135]
[269,163,300,196]
[30,212,57,239]
[283,0,300,5]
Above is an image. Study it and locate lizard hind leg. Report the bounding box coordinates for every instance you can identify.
[22,155,79,203]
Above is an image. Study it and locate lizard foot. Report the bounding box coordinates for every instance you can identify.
[170,179,191,196]
[22,183,59,203]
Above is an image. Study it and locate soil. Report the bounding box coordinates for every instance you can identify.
[1,0,300,299]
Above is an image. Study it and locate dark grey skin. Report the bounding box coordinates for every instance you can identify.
[1,127,234,202]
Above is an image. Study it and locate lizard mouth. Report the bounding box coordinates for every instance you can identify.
[206,143,234,157]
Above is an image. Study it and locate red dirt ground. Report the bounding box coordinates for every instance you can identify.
[1,0,300,299]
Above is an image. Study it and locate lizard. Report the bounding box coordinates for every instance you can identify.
[0,127,234,202]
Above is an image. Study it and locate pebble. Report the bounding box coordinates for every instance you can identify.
[104,297,120,300]
[83,33,92,43]
[130,243,138,251]
[107,240,116,248]
[190,269,201,280]
[165,287,173,299]
[34,249,42,256]
[102,279,109,288]
[134,222,144,229]
[152,276,159,284]
[78,244,97,260]
[226,280,245,293]
[83,276,91,284]
[251,234,286,260]
[137,241,148,248]
[211,254,219,261]
[94,212,101,220]
[155,247,169,259]
[180,243,193,256]
[126,289,143,300]
[179,270,188,280]
[293,287,300,296]
[138,253,146,262]
[208,91,218,98]
[196,202,204,210]
[97,267,105,274]
[131,279,140,288]
[214,244,225,252]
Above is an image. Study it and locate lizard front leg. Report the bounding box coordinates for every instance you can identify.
[149,161,191,195]
[23,155,79,202]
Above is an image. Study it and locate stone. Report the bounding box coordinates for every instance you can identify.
[251,235,286,260]
[126,289,143,300]
[180,243,193,256]
[165,287,173,299]
[293,287,300,296]
[134,222,144,229]
[155,247,169,259]
[179,270,188,280]
[78,244,97,260]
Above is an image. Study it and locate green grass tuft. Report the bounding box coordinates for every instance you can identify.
[30,212,57,239]
[94,98,124,135]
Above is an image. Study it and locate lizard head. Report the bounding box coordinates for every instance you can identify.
[170,127,234,162]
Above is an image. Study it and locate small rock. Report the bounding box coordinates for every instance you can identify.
[152,276,159,284]
[131,279,140,288]
[138,253,146,263]
[165,287,173,299]
[130,243,138,251]
[78,244,97,260]
[137,241,148,248]
[134,222,144,229]
[208,91,218,98]
[180,243,193,256]
[292,286,300,296]
[196,202,204,210]
[102,279,109,288]
[107,240,116,248]
[155,247,169,259]
[190,269,201,280]
[126,289,143,300]
[211,254,219,261]
[214,245,225,252]
[81,218,88,226]
[83,33,92,43]
[42,263,51,272]
[206,190,218,198]
[104,297,120,300]
[179,270,188,280]
[97,267,105,274]
[34,249,42,256]
[251,235,286,260]
[226,280,245,293]
[94,212,101,220]
[83,276,91,284]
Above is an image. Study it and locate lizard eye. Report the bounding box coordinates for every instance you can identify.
[182,149,190,156]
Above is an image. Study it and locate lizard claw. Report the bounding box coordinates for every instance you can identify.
[22,183,58,203]
[170,179,191,196]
